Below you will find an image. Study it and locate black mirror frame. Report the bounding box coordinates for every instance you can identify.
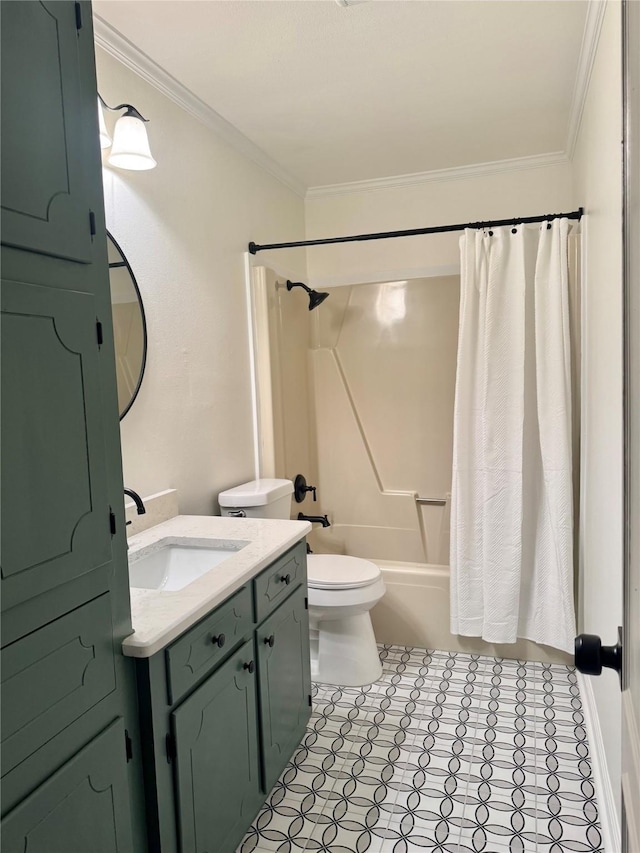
[107,230,148,421]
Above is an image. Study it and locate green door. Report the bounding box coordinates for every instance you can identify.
[172,639,263,853]
[0,279,112,611]
[0,0,124,622]
[0,1,95,263]
[257,584,311,793]
[1,719,134,853]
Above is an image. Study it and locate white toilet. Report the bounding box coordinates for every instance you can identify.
[218,479,386,687]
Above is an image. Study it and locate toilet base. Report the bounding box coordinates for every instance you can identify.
[310,612,383,687]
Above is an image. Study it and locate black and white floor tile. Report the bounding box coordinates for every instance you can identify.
[237,646,602,853]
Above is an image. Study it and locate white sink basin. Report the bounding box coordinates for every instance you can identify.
[128,539,249,591]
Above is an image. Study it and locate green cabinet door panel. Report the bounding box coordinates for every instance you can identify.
[0,1,94,263]
[172,639,263,853]
[2,594,116,776]
[1,719,134,853]
[257,584,312,793]
[253,540,307,623]
[1,278,112,611]
[166,585,254,705]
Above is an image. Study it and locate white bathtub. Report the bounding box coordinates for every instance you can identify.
[370,560,451,649]
[359,560,570,664]
[306,526,571,664]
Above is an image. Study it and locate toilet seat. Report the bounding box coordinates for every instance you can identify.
[307,554,381,590]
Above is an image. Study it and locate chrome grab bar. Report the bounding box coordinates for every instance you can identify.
[415,496,447,506]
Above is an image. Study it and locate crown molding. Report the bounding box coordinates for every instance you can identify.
[565,0,607,161]
[305,151,569,199]
[93,16,306,198]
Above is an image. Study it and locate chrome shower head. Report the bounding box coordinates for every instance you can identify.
[286,280,330,311]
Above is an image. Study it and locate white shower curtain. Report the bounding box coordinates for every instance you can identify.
[450,218,576,654]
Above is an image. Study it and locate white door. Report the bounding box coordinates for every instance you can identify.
[621,1,640,849]
[575,3,639,849]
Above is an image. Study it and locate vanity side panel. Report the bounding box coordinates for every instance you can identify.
[135,656,180,853]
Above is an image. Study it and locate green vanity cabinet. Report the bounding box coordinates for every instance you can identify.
[136,540,312,853]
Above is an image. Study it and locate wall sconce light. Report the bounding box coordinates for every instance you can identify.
[98,94,157,171]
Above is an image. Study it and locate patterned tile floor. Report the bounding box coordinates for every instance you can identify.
[238,645,602,853]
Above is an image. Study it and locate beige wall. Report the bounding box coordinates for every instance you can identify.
[305,163,575,286]
[96,48,306,514]
[572,0,623,825]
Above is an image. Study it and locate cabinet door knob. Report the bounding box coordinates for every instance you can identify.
[243,660,255,674]
[264,635,275,647]
[211,633,226,648]
[280,573,291,585]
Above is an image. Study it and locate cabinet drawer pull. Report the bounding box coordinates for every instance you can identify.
[280,573,291,585]
[243,660,255,674]
[264,635,275,647]
[211,633,226,648]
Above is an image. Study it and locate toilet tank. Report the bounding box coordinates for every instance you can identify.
[218,478,293,520]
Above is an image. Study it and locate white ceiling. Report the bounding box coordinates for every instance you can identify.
[94,0,589,190]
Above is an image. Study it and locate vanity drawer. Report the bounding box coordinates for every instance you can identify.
[253,540,307,624]
[166,585,253,704]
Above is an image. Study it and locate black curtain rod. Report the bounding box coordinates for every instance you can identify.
[248,207,584,255]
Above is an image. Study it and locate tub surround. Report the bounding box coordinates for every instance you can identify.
[124,515,311,657]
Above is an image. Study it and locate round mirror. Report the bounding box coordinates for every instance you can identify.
[107,232,147,419]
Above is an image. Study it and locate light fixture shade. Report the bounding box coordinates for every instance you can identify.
[98,98,112,149]
[108,114,156,171]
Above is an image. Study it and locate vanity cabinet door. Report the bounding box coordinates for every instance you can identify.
[257,584,312,793]
[1,719,134,853]
[0,279,112,614]
[0,1,94,263]
[172,639,262,853]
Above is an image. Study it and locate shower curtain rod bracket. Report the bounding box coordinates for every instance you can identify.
[248,207,583,255]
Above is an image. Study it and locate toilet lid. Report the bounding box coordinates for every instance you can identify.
[307,554,381,590]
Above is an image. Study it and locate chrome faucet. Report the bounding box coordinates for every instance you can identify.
[297,512,330,528]
[124,487,146,519]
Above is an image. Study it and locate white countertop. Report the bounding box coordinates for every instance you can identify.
[122,515,311,658]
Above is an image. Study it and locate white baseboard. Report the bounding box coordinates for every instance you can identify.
[577,672,621,852]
